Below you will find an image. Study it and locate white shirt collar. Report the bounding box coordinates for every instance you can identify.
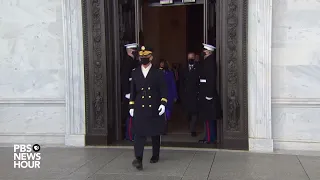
[141,64,152,78]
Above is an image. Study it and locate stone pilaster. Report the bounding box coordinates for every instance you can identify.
[62,0,86,146]
[247,0,273,152]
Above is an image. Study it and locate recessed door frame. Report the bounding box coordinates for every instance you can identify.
[82,0,248,150]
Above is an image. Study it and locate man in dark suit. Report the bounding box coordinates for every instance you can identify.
[121,43,139,141]
[129,45,168,170]
[180,52,200,137]
[198,43,222,144]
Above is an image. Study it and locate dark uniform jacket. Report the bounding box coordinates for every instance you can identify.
[129,65,168,136]
[179,64,200,114]
[198,53,222,121]
[120,56,139,120]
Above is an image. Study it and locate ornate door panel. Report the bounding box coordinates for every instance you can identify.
[83,0,137,145]
[82,0,109,145]
[218,0,248,150]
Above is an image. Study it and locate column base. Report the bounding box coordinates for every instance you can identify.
[65,134,85,147]
[274,140,320,151]
[249,138,274,152]
[0,134,64,146]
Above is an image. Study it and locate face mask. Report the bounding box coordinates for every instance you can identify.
[200,52,206,57]
[188,59,195,65]
[140,58,150,65]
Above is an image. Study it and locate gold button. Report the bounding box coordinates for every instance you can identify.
[142,105,144,107]
[142,96,145,99]
[149,96,151,98]
[141,88,144,90]
[149,105,152,107]
[148,87,150,90]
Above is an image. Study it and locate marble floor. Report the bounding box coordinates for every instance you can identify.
[0,147,319,180]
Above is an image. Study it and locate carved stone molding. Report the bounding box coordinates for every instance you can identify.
[247,0,273,152]
[226,0,241,132]
[91,0,105,129]
[62,0,86,146]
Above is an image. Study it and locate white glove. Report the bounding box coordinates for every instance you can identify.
[129,109,134,117]
[158,105,165,116]
[125,93,130,99]
[205,97,213,100]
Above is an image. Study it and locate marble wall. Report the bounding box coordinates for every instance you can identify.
[271,0,320,150]
[0,0,65,145]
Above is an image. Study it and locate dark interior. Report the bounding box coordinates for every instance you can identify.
[157,4,205,142]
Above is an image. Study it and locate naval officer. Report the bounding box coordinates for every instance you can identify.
[129,45,168,170]
[121,43,139,141]
[198,43,222,144]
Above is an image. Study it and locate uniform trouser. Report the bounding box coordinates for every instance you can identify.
[188,113,198,133]
[134,135,161,159]
[204,120,216,142]
[125,116,134,141]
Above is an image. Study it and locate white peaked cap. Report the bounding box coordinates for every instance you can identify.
[124,43,138,49]
[202,43,216,51]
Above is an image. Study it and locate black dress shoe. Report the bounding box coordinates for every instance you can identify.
[198,139,209,144]
[150,156,159,163]
[132,158,143,170]
[191,132,197,137]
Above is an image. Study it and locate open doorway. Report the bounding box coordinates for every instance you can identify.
[141,4,205,143]
[118,1,219,146]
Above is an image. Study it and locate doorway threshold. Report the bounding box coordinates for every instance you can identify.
[110,140,221,149]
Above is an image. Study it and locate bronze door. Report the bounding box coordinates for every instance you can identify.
[217,0,249,150]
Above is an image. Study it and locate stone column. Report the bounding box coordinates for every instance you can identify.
[62,0,86,146]
[248,0,273,152]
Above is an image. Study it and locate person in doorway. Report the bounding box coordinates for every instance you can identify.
[129,45,168,170]
[159,59,178,134]
[180,52,200,137]
[198,43,222,144]
[121,43,139,142]
[195,54,200,65]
